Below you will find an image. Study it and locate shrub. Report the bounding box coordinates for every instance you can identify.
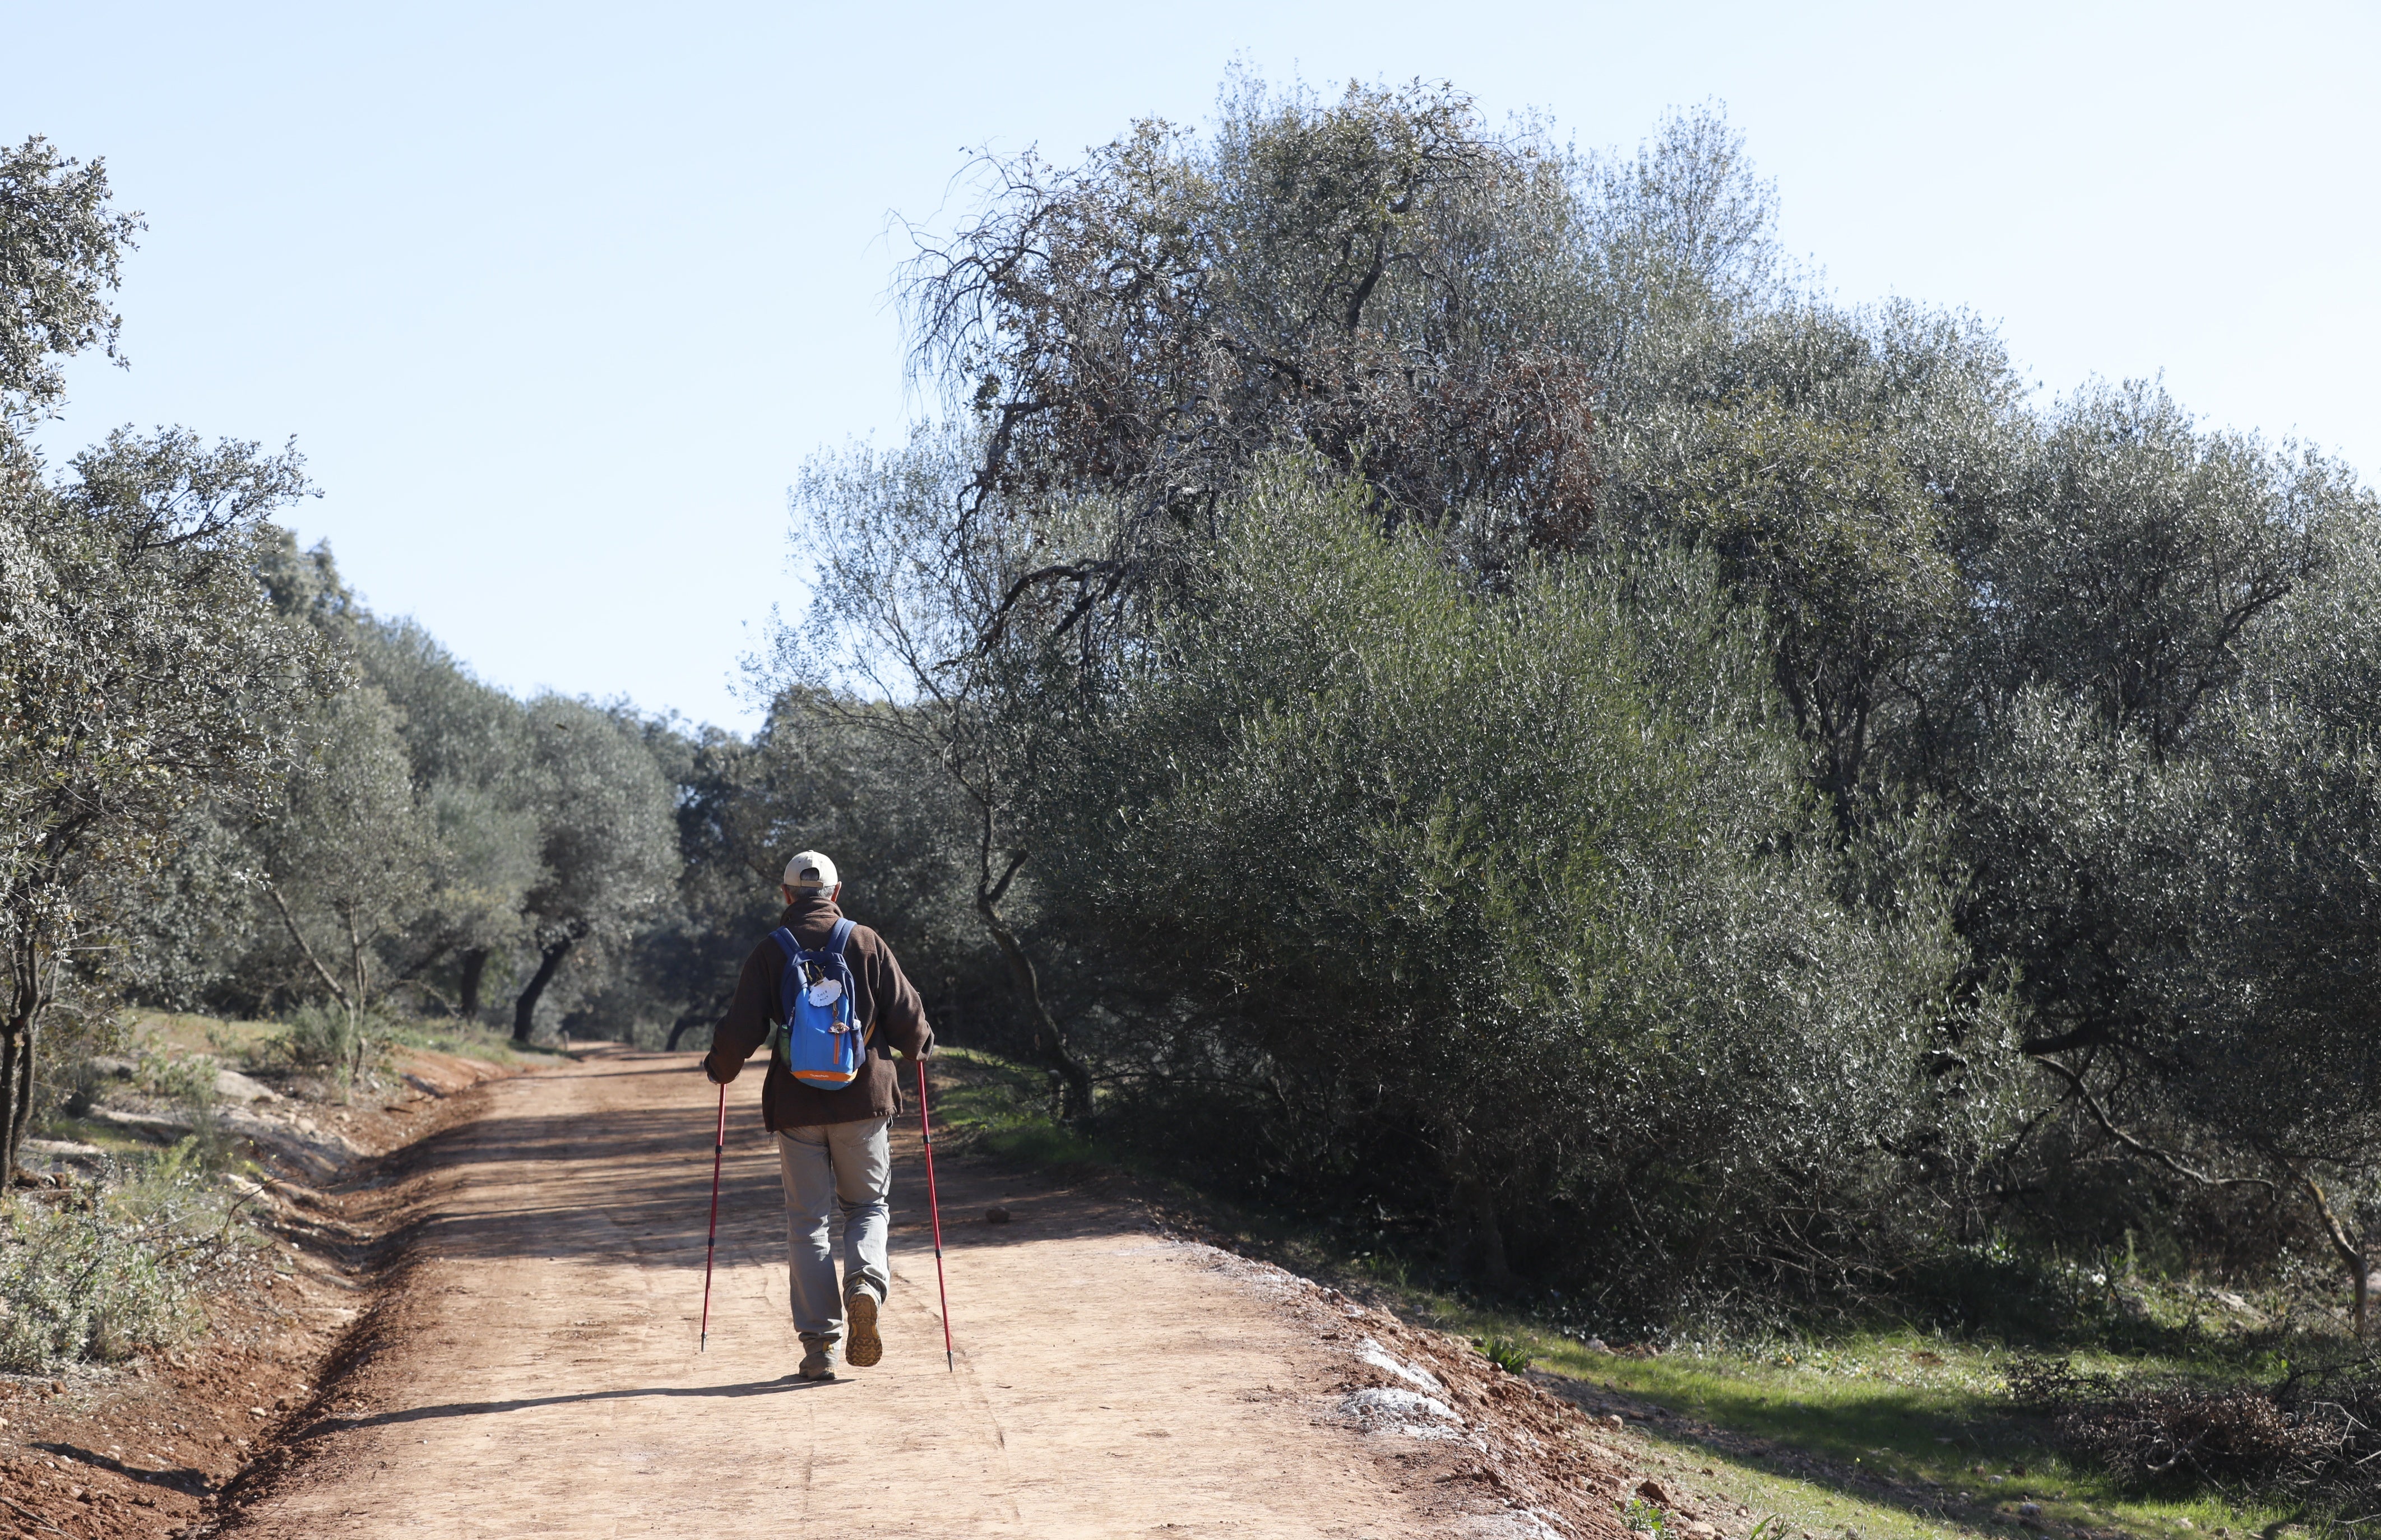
[274,1001,372,1084]
[1032,470,2025,1301]
[138,1051,218,1108]
[0,1160,243,1371]
[128,1052,241,1170]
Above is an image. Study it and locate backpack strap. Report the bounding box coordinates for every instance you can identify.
[826,918,869,1042]
[768,927,802,1015]
[764,927,802,1062]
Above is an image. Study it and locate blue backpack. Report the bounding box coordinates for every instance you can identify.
[766,919,869,1089]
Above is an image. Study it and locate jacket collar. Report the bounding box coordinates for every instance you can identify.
[781,894,844,927]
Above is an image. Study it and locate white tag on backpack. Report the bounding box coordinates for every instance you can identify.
[805,978,844,1009]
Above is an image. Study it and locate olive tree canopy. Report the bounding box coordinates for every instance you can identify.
[0,429,325,1181]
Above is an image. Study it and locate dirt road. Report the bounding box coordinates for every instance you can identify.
[216,1050,1469,1538]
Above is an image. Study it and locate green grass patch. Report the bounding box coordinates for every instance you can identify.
[379,1016,559,1066]
[124,1009,280,1063]
[128,1005,560,1070]
[1433,1310,2298,1539]
[921,1047,1106,1166]
[916,1046,2327,1538]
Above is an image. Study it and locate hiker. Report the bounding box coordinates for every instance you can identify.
[705,850,934,1381]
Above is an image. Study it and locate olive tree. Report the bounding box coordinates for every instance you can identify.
[255,684,437,1027]
[0,430,324,1181]
[0,137,142,430]
[1571,119,2381,1294]
[1023,465,2017,1290]
[2189,697,2381,1329]
[773,427,1103,1113]
[799,81,1658,1115]
[1961,384,2348,750]
[788,76,2381,1315]
[902,75,1603,607]
[507,697,677,1043]
[355,618,541,1018]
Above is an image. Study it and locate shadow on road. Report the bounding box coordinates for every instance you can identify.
[367,1052,1129,1274]
[31,1441,209,1495]
[286,1377,840,1442]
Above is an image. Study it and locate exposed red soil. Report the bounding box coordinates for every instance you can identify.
[1,1046,1692,1538]
[0,1047,518,1540]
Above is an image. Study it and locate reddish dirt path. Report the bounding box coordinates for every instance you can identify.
[215,1050,1436,1539]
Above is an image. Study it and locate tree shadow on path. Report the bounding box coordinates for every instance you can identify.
[383,1052,1139,1273]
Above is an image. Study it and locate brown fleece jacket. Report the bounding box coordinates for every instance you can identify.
[703,894,934,1129]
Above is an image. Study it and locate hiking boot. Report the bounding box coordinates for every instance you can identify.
[797,1345,837,1382]
[844,1288,883,1369]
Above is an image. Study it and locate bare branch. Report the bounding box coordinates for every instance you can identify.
[2034,1056,2272,1191]
[265,880,352,1010]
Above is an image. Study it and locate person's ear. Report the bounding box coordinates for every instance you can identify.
[829,882,842,904]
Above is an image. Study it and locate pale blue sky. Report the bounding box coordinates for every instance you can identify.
[10,1,2375,730]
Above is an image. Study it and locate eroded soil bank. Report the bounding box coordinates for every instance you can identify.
[0,1045,517,1540]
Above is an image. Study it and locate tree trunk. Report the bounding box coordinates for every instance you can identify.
[266,882,352,1011]
[2,933,48,1192]
[7,1023,29,1191]
[967,814,1093,1121]
[1447,1156,1516,1290]
[512,936,576,1045]
[0,1017,20,1193]
[663,989,734,1054]
[972,889,1093,1120]
[2301,1168,2372,1337]
[457,949,489,1018]
[345,907,369,1021]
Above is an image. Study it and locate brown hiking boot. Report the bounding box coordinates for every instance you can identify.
[844,1289,883,1369]
[797,1345,836,1382]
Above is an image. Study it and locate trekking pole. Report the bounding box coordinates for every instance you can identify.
[916,1057,955,1372]
[698,1079,727,1352]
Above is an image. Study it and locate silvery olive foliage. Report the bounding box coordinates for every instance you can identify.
[0,137,142,430]
[1030,468,2022,1291]
[782,75,2381,1320]
[0,428,328,1184]
[501,695,679,1043]
[355,618,545,1013]
[0,1163,236,1370]
[254,682,437,1023]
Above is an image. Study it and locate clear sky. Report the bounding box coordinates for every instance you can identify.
[10,1,2375,731]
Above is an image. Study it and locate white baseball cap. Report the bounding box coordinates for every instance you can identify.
[782,850,839,890]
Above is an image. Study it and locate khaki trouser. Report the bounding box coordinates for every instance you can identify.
[775,1117,891,1347]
